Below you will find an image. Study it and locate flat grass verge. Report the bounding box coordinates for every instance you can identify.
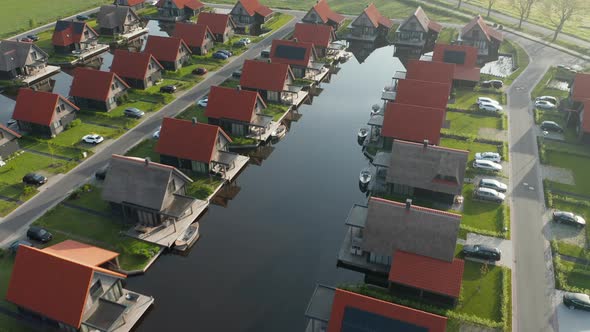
[449,87,505,111]
[545,151,590,197]
[125,139,160,163]
[185,175,225,200]
[445,111,502,136]
[531,67,572,101]
[176,105,208,123]
[440,138,504,177]
[459,184,508,236]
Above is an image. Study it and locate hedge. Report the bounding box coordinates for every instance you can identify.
[440,133,508,161]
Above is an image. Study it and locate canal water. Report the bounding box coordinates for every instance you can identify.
[126,45,404,331]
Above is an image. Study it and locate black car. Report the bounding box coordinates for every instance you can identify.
[540,121,563,133]
[76,15,90,21]
[462,244,501,261]
[192,67,208,75]
[159,85,177,93]
[553,210,586,227]
[22,173,47,186]
[232,69,242,79]
[233,40,247,48]
[481,80,504,89]
[9,240,32,254]
[27,226,52,243]
[218,49,232,57]
[95,164,109,180]
[26,34,39,41]
[564,292,590,311]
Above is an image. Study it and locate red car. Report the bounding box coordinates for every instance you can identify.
[192,67,208,75]
[20,37,33,43]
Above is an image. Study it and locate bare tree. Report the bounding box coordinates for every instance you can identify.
[457,0,463,9]
[511,0,538,29]
[486,0,497,17]
[544,0,586,42]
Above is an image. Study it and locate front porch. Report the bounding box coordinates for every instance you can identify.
[304,63,330,83]
[282,85,309,107]
[82,289,154,332]
[20,65,60,85]
[245,115,280,142]
[211,151,250,182]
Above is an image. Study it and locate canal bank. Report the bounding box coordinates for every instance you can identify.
[126,45,404,331]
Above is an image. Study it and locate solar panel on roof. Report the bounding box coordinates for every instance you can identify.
[274,45,306,60]
[443,50,466,65]
[341,307,428,332]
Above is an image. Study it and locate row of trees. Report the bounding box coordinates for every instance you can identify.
[456,0,588,42]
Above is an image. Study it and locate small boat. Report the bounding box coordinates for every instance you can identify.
[271,124,287,139]
[339,52,352,62]
[357,127,369,141]
[359,169,372,185]
[370,104,381,116]
[174,222,200,251]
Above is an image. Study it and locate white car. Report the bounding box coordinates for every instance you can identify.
[239,38,251,44]
[473,159,503,172]
[197,98,208,107]
[82,134,104,145]
[473,187,506,203]
[536,96,558,105]
[477,97,500,106]
[153,126,161,139]
[475,152,502,163]
[535,100,556,110]
[479,102,503,112]
[478,178,508,192]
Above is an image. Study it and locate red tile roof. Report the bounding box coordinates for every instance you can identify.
[362,3,393,29]
[389,250,464,298]
[6,243,125,329]
[156,117,231,163]
[156,0,204,10]
[52,21,98,47]
[382,102,444,145]
[462,15,503,42]
[126,0,145,5]
[237,0,273,17]
[327,288,447,332]
[196,12,234,36]
[293,23,335,48]
[581,100,590,133]
[240,59,293,92]
[144,35,191,63]
[110,49,163,80]
[432,43,481,82]
[173,22,213,49]
[70,67,129,101]
[572,73,590,102]
[395,79,451,109]
[311,0,345,25]
[13,88,79,126]
[406,60,455,85]
[413,6,442,33]
[205,86,265,123]
[270,39,316,68]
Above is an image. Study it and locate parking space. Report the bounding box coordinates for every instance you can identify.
[555,290,590,332]
[464,233,513,269]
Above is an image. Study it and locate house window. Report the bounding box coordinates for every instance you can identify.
[169,179,176,192]
[191,160,208,173]
[84,30,89,38]
[368,252,392,266]
[31,51,37,60]
[89,280,103,301]
[267,91,279,101]
[60,103,65,111]
[148,63,152,70]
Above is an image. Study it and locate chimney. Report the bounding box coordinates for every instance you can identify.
[293,37,298,43]
[405,199,412,211]
[423,139,429,148]
[236,85,241,91]
[267,58,272,63]
[192,117,197,125]
[144,157,150,166]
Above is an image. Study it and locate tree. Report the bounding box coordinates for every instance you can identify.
[511,0,538,29]
[486,0,497,17]
[457,0,463,9]
[544,0,587,42]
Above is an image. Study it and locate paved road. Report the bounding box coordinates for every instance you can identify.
[0,15,300,247]
[504,33,584,332]
[436,0,590,49]
[11,7,103,41]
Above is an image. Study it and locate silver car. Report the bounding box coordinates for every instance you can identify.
[473,187,505,203]
[478,178,508,192]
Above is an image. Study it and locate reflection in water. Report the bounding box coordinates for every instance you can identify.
[210,182,242,207]
[347,39,390,64]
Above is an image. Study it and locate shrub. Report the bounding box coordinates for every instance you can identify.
[66,119,82,130]
[543,180,553,207]
[22,185,36,198]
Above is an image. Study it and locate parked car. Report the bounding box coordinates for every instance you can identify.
[475,152,501,163]
[535,100,556,110]
[477,97,500,106]
[22,173,47,186]
[481,80,504,89]
[124,107,145,118]
[212,52,228,60]
[563,292,590,311]
[479,102,503,112]
[536,96,558,105]
[463,244,501,261]
[20,37,33,43]
[26,34,39,41]
[473,187,505,203]
[197,98,208,107]
[95,164,109,180]
[478,178,508,192]
[218,49,232,57]
[192,67,208,75]
[6,119,16,127]
[232,69,242,79]
[233,40,247,48]
[160,85,177,93]
[82,134,104,145]
[153,125,161,139]
[540,120,563,133]
[27,226,52,243]
[553,210,586,227]
[9,240,32,255]
[473,159,503,172]
[260,49,270,58]
[239,38,251,44]
[76,14,90,21]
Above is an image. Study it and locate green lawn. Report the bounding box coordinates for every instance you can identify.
[535,109,578,142]
[34,204,160,271]
[437,27,457,44]
[77,99,159,129]
[440,138,504,176]
[185,175,225,200]
[545,151,590,197]
[0,0,111,39]
[230,136,258,146]
[45,123,122,148]
[555,241,590,261]
[0,200,19,217]
[176,105,208,123]
[262,103,290,121]
[499,39,530,86]
[445,111,502,136]
[531,67,572,101]
[219,78,240,89]
[66,185,110,213]
[552,198,590,245]
[18,136,89,160]
[455,261,503,322]
[125,139,160,163]
[335,19,352,39]
[449,87,505,111]
[459,184,507,235]
[261,12,293,32]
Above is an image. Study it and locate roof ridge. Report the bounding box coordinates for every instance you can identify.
[370,196,462,219]
[394,139,469,154]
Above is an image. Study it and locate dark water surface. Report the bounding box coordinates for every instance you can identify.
[128,45,404,332]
